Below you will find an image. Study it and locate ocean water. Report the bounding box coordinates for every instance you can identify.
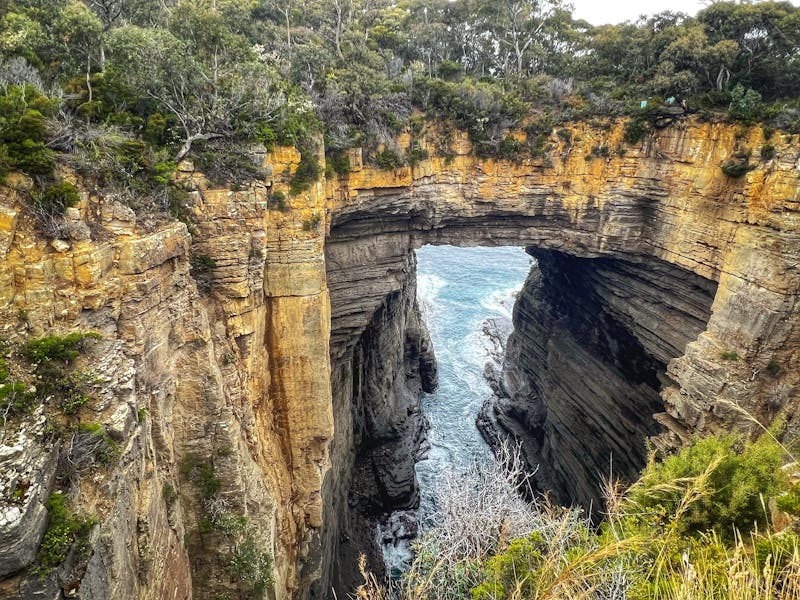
[415,245,533,520]
[381,245,533,574]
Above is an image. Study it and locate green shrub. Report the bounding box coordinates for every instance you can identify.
[721,150,755,178]
[497,136,524,161]
[760,143,776,161]
[21,332,100,364]
[33,182,81,216]
[556,128,572,144]
[181,454,220,500]
[190,254,217,273]
[754,531,800,576]
[524,115,554,139]
[775,483,800,516]
[0,382,35,416]
[274,108,321,147]
[54,373,90,414]
[623,118,648,145]
[585,144,610,160]
[728,84,763,124]
[720,350,740,361]
[162,483,178,507]
[229,535,274,598]
[437,60,465,81]
[625,432,789,538]
[34,492,96,576]
[0,85,57,178]
[374,147,405,170]
[150,161,177,186]
[71,422,119,466]
[20,333,98,416]
[327,151,351,176]
[302,213,322,231]
[471,533,546,600]
[405,143,429,167]
[289,151,321,194]
[253,122,277,150]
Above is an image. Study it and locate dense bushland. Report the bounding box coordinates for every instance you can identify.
[0,0,799,211]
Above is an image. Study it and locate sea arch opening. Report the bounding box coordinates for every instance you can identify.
[320,211,719,598]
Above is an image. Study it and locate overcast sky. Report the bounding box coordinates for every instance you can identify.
[570,0,799,26]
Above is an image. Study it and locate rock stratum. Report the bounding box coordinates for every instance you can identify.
[0,119,798,599]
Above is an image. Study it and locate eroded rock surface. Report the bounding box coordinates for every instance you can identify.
[0,118,798,599]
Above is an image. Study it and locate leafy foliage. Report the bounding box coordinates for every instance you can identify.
[229,535,274,599]
[20,332,99,416]
[625,433,789,538]
[32,181,81,215]
[0,0,798,193]
[358,430,800,600]
[721,150,755,178]
[180,453,220,500]
[374,147,405,170]
[289,150,321,195]
[34,492,96,576]
[0,84,57,179]
[0,381,35,416]
[21,332,100,364]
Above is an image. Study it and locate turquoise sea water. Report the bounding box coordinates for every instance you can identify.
[414,245,533,520]
[379,246,532,577]
[382,245,533,573]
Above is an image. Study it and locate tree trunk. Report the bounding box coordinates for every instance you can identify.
[175,132,225,164]
[86,55,93,104]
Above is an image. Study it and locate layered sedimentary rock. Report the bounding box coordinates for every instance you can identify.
[317,244,436,596]
[485,249,718,510]
[328,121,800,451]
[0,148,332,599]
[1,117,799,599]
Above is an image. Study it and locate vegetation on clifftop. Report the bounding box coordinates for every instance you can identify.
[358,428,800,599]
[0,0,799,213]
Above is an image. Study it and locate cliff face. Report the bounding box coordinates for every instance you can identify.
[328,121,800,454]
[319,245,435,596]
[1,118,799,599]
[0,149,333,599]
[489,249,718,510]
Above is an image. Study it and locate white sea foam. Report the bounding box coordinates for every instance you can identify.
[480,286,522,319]
[417,273,446,315]
[383,246,532,575]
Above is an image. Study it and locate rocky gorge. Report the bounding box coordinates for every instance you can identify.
[1,118,799,599]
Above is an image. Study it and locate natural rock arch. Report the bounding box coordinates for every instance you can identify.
[317,120,800,595]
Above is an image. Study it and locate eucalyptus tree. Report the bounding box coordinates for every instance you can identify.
[53,1,102,99]
[106,16,284,162]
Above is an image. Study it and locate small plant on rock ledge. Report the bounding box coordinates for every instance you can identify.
[33,491,97,577]
[721,150,756,178]
[584,144,610,160]
[289,151,322,195]
[191,254,217,273]
[19,331,100,417]
[181,453,221,500]
[162,483,178,508]
[302,213,322,232]
[229,534,274,599]
[374,147,405,170]
[720,349,740,361]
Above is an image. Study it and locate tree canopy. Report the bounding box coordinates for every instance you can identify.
[1,0,799,184]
